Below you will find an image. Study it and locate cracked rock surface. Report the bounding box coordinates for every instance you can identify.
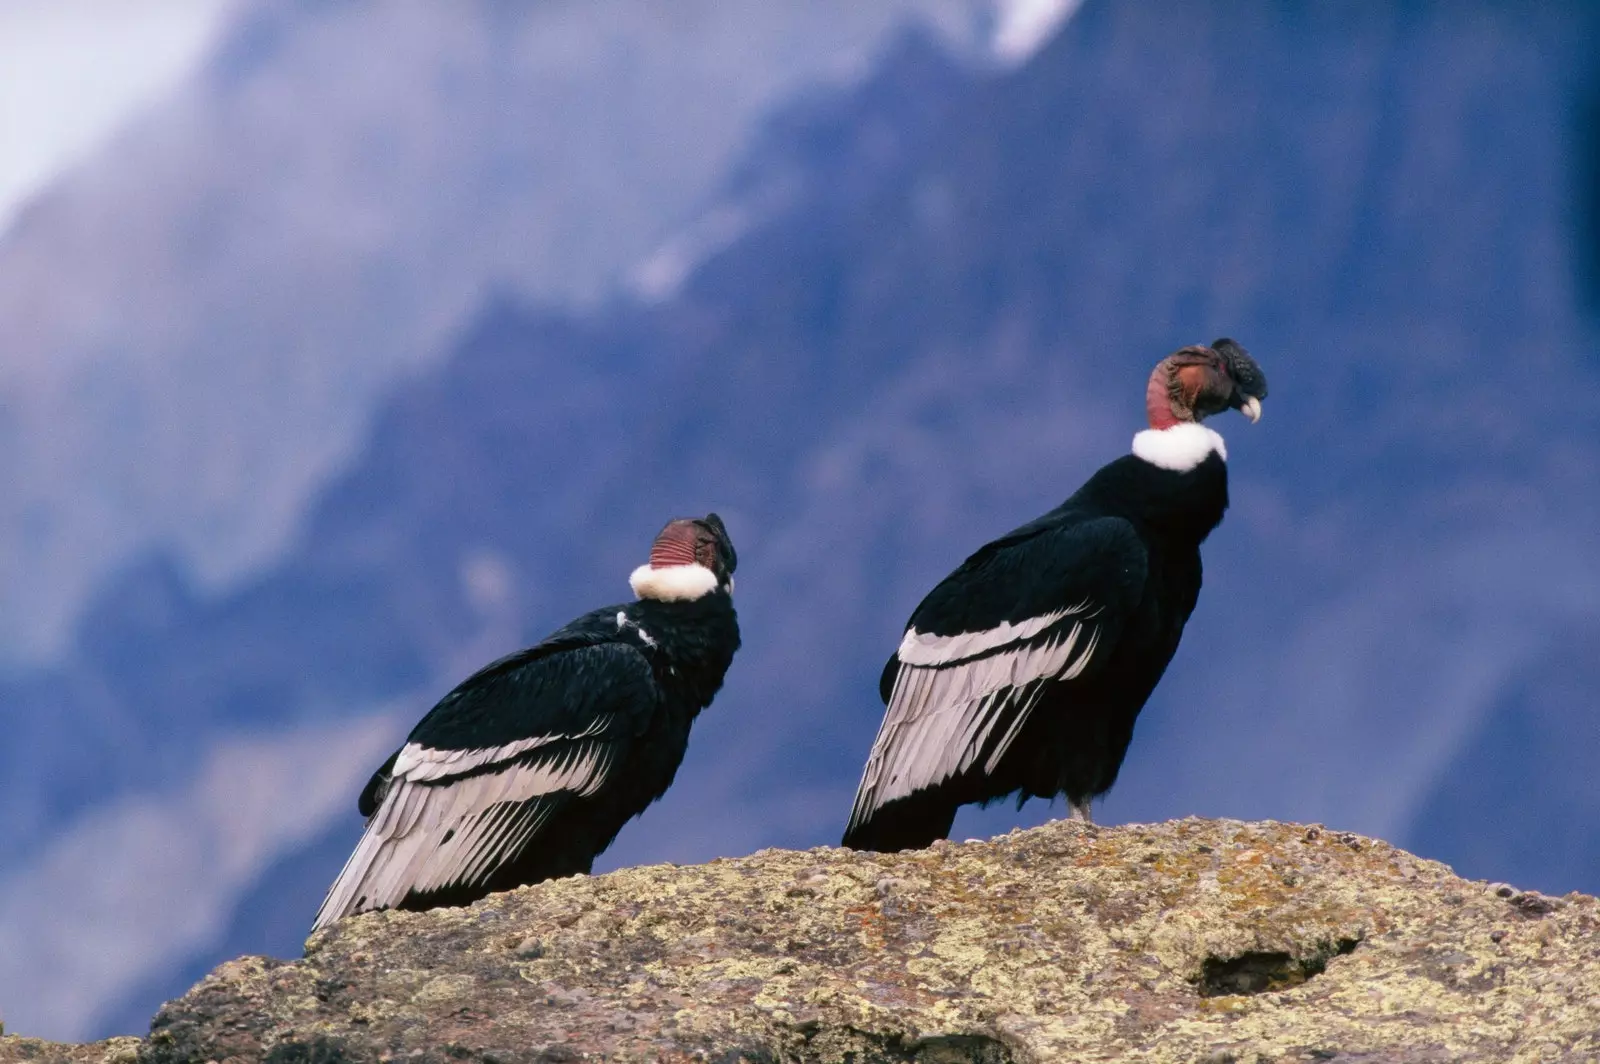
[3,818,1596,1063]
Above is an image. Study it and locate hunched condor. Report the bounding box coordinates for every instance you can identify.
[842,340,1268,853]
[313,514,740,929]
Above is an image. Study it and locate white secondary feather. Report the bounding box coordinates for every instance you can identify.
[896,599,1093,666]
[390,718,609,782]
[1131,422,1227,472]
[628,562,719,602]
[312,738,614,930]
[848,612,1102,829]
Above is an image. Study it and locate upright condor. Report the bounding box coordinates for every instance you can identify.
[842,340,1268,852]
[314,514,740,928]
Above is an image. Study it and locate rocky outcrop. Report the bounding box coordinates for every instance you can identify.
[5,818,1597,1062]
[0,1037,139,1064]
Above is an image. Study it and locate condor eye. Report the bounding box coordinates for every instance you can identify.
[696,537,719,567]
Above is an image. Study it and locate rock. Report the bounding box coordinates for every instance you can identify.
[8,818,1600,1062]
[0,1036,140,1064]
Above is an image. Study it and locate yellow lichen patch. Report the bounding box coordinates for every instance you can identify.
[411,974,475,1005]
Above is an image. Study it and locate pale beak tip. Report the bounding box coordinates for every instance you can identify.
[1241,396,1262,423]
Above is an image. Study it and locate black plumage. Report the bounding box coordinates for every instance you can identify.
[842,340,1267,852]
[314,514,740,928]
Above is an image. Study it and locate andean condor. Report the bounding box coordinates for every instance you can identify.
[842,340,1268,852]
[313,514,740,929]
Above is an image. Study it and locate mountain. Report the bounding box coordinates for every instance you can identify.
[3,0,1599,1042]
[0,0,994,663]
[1408,620,1600,897]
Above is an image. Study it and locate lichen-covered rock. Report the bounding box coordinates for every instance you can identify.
[12,818,1600,1063]
[0,1036,139,1064]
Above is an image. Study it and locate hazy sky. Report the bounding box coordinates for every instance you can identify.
[0,0,234,235]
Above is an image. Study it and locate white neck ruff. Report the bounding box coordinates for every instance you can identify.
[630,562,721,602]
[1131,422,1227,472]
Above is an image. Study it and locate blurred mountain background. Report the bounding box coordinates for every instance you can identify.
[2,0,1597,1042]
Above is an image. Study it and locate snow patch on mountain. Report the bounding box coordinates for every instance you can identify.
[991,0,1082,65]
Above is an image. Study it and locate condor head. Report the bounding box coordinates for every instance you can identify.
[630,513,737,601]
[1147,338,1269,429]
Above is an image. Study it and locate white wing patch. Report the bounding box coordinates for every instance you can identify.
[313,736,615,930]
[388,723,606,782]
[847,614,1102,832]
[896,599,1092,666]
[1131,422,1226,472]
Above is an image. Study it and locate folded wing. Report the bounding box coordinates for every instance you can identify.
[845,515,1147,837]
[314,639,655,928]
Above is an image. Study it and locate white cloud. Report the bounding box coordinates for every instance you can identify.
[0,0,235,236]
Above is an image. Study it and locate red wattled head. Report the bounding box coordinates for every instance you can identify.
[648,513,737,583]
[1145,338,1268,429]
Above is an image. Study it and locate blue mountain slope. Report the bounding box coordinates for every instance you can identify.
[0,0,994,664]
[5,0,1600,1040]
[1407,621,1600,897]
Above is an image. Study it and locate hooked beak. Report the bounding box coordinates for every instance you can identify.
[1239,396,1262,424]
